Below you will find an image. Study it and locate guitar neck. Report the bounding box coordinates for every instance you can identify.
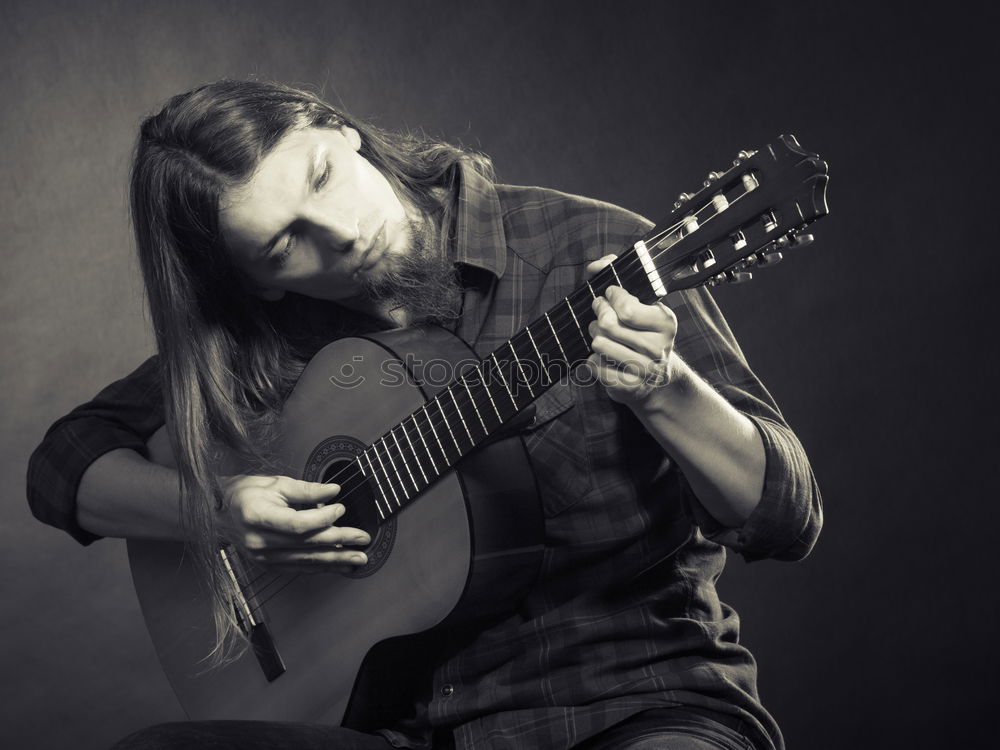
[353,247,657,522]
[352,133,830,525]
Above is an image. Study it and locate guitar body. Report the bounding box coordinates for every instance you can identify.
[127,326,543,724]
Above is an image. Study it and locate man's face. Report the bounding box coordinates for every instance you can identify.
[220,125,419,308]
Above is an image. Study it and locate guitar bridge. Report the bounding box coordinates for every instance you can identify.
[221,546,286,682]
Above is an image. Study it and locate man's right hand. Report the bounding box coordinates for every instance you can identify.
[219,474,371,573]
[76,447,370,575]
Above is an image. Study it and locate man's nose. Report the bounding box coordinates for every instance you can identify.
[306,208,360,252]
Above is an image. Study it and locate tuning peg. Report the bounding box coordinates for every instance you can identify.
[693,249,716,272]
[674,192,694,209]
[680,215,700,236]
[724,270,754,284]
[703,171,725,187]
[733,149,755,166]
[711,193,729,212]
[730,230,747,251]
[788,233,814,249]
[756,250,784,266]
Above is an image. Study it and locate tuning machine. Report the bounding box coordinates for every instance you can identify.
[674,192,694,210]
[724,270,753,284]
[751,239,786,267]
[707,269,754,286]
[787,232,814,249]
[693,249,716,273]
[751,231,815,268]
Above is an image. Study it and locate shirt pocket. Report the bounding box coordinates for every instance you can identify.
[521,382,594,517]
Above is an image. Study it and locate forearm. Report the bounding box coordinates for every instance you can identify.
[629,355,766,528]
[76,448,188,540]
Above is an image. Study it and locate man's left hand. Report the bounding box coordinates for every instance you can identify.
[585,257,679,405]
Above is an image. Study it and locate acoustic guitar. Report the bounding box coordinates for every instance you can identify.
[127,134,829,725]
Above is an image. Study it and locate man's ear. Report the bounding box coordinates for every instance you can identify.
[340,125,361,152]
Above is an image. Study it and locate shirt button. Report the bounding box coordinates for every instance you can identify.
[440,684,455,697]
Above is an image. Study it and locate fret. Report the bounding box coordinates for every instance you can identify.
[413,412,448,476]
[525,327,552,387]
[421,404,450,466]
[530,314,574,383]
[475,365,504,423]
[399,419,430,484]
[491,353,518,409]
[389,427,420,494]
[361,451,389,519]
[447,387,475,443]
[409,413,439,476]
[609,261,623,287]
[508,340,536,399]
[545,312,569,365]
[565,296,591,351]
[372,442,403,508]
[461,376,490,433]
[435,397,463,455]
[380,436,411,505]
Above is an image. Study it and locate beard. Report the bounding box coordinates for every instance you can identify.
[360,217,461,326]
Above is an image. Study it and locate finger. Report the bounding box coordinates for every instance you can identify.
[247,501,348,535]
[273,563,359,576]
[254,548,369,567]
[589,338,656,377]
[590,315,667,363]
[595,286,677,334]
[242,524,372,551]
[276,477,342,506]
[587,353,646,390]
[590,300,672,361]
[585,254,619,279]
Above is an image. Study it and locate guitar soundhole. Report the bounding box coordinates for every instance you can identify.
[304,436,396,578]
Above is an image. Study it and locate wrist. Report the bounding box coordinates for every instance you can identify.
[630,353,694,419]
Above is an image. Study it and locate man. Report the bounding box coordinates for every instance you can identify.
[27,80,822,749]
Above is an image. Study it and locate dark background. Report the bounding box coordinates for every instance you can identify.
[2,1,995,748]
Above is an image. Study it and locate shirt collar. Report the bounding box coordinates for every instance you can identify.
[451,162,507,279]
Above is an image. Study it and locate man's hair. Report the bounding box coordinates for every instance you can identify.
[130,79,494,656]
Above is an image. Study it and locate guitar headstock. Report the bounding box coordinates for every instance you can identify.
[639,134,829,294]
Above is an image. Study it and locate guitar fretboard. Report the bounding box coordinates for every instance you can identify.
[346,133,831,524]
[356,249,658,522]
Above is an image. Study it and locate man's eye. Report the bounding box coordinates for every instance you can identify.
[315,162,331,191]
[272,235,296,267]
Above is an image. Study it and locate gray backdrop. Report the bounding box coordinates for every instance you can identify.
[2,1,995,748]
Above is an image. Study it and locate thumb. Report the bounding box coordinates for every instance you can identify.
[277,476,342,506]
[585,254,618,279]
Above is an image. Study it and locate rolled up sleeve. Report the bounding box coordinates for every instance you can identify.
[670,287,823,562]
[26,356,165,545]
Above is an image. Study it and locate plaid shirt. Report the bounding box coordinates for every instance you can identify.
[27,165,821,750]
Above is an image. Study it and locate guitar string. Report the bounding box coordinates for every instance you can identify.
[239,181,762,611]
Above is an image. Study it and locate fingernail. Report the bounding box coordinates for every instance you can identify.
[353,535,371,545]
[351,553,367,564]
[332,504,346,517]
